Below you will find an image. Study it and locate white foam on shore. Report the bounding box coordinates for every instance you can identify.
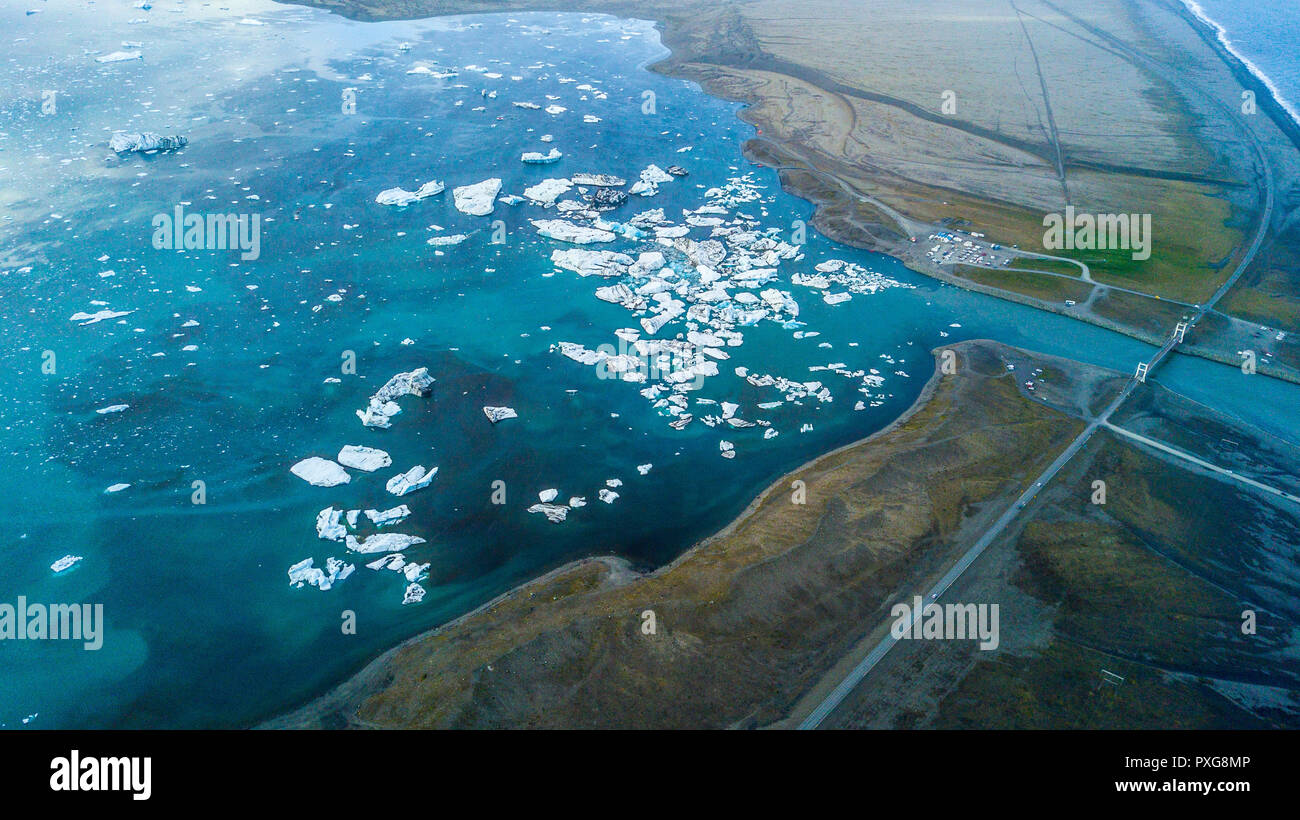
[1180,0,1300,128]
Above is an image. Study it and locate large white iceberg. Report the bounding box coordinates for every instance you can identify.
[375,179,444,206]
[524,178,573,205]
[345,533,427,554]
[291,457,351,487]
[364,505,411,527]
[337,445,392,472]
[358,367,434,428]
[452,178,502,216]
[531,219,615,244]
[316,507,347,541]
[288,557,355,591]
[386,465,437,496]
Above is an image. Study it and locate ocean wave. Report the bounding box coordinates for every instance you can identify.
[1180,0,1300,128]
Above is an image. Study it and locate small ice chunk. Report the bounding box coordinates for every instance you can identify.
[50,555,83,573]
[483,405,518,423]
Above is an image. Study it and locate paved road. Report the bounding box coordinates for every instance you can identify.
[797,412,1106,729]
[795,363,1157,729]
[1105,423,1300,506]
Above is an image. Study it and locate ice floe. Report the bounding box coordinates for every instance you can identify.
[375,179,444,206]
[386,465,437,496]
[96,51,142,63]
[71,309,133,326]
[287,557,355,591]
[524,178,573,205]
[452,178,502,216]
[291,457,350,487]
[483,405,518,423]
[345,532,426,554]
[50,555,82,573]
[109,132,186,153]
[337,445,392,472]
[365,505,411,527]
[357,367,434,428]
[532,219,615,244]
[527,502,569,523]
[521,148,563,164]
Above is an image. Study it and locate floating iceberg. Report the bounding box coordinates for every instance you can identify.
[521,148,563,164]
[571,173,626,187]
[531,219,615,244]
[402,583,426,605]
[316,507,347,541]
[96,51,143,64]
[452,178,502,216]
[375,179,443,206]
[345,532,427,554]
[386,465,437,496]
[337,445,392,472]
[527,502,569,523]
[364,505,411,527]
[358,367,434,428]
[483,405,518,423]
[287,557,355,591]
[50,555,83,573]
[291,457,350,487]
[524,178,573,205]
[550,248,632,277]
[109,132,186,153]
[591,188,628,208]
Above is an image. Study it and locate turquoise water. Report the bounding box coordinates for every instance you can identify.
[1,0,1296,728]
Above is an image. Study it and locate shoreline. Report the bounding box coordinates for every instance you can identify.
[1178,0,1300,132]
[262,341,954,728]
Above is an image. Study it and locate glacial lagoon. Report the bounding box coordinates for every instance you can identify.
[2,0,1295,727]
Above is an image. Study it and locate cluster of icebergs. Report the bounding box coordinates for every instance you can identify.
[525,476,629,524]
[501,171,916,449]
[288,368,443,604]
[364,151,912,460]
